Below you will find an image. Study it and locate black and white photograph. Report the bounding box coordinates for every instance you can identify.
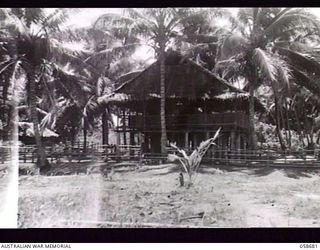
[2,7,320,229]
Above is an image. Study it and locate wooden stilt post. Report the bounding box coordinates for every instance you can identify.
[217,134,221,162]
[130,131,134,159]
[122,108,127,146]
[221,135,226,164]
[116,108,120,161]
[185,132,189,151]
[236,133,241,161]
[193,133,197,150]
[231,131,235,161]
[244,136,247,163]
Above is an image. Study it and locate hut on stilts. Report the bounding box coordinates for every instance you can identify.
[106,51,264,160]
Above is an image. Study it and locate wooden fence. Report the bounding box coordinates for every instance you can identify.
[203,149,320,168]
[0,146,11,164]
[1,143,320,168]
[17,143,142,163]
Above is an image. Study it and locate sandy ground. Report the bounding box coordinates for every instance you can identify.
[18,163,320,228]
[0,170,9,212]
[0,164,10,210]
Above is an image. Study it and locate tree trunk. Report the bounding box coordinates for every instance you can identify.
[278,99,289,146]
[122,109,127,145]
[160,48,167,156]
[248,83,257,150]
[310,122,315,149]
[316,131,320,144]
[28,71,48,171]
[274,94,286,151]
[3,107,12,141]
[293,105,305,147]
[284,99,291,149]
[83,121,87,152]
[102,111,109,145]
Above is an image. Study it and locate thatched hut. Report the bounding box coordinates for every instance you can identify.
[109,51,264,155]
[19,122,59,145]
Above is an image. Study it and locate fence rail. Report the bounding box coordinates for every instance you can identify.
[15,143,142,163]
[1,144,320,168]
[0,146,12,164]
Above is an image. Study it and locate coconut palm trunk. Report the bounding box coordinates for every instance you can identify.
[159,45,167,156]
[28,71,47,169]
[284,99,292,149]
[3,109,12,141]
[83,121,87,152]
[102,111,109,145]
[248,82,257,150]
[274,93,286,151]
[293,105,305,147]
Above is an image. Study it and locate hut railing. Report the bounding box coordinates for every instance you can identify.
[128,112,249,130]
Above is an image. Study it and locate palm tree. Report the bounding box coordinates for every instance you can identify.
[55,24,143,148]
[215,8,320,150]
[172,8,235,70]
[94,8,219,156]
[0,8,85,171]
[0,30,16,141]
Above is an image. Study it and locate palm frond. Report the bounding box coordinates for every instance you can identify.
[0,8,31,39]
[93,12,140,33]
[170,142,190,160]
[18,105,48,116]
[42,8,79,32]
[270,53,292,87]
[84,43,141,64]
[51,64,90,107]
[49,38,101,76]
[276,46,320,76]
[253,48,277,82]
[264,10,320,40]
[40,99,67,131]
[263,8,292,30]
[291,66,320,96]
[214,56,246,81]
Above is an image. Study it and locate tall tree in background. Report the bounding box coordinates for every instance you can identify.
[94,8,217,155]
[0,8,86,171]
[215,8,320,150]
[57,24,143,147]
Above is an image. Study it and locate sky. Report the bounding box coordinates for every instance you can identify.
[65,8,320,28]
[63,8,320,62]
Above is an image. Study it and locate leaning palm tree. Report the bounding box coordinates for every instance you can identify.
[215,8,320,150]
[94,8,219,156]
[0,8,86,171]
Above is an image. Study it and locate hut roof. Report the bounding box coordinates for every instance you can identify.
[104,91,266,113]
[116,70,143,85]
[19,122,59,138]
[115,51,244,100]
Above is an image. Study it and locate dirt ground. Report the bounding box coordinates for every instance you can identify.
[18,162,320,228]
[0,168,9,212]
